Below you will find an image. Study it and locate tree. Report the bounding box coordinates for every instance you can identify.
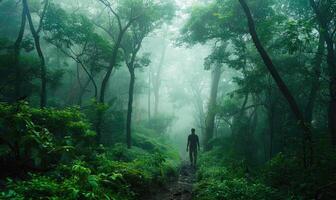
[96,0,144,103]
[120,0,175,148]
[43,4,110,105]
[121,35,149,148]
[22,0,49,108]
[152,28,168,116]
[180,1,249,150]
[13,1,27,102]
[238,0,313,166]
[204,63,221,150]
[309,0,336,147]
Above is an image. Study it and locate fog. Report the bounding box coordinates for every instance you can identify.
[1,0,335,199]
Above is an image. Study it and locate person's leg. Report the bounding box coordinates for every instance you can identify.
[194,150,198,166]
[189,149,193,165]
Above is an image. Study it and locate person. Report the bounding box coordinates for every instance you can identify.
[186,128,200,166]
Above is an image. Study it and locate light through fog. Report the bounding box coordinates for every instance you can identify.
[1,0,334,198]
[132,0,239,154]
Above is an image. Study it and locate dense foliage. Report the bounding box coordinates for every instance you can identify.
[1,0,336,199]
[0,103,179,199]
[193,139,336,199]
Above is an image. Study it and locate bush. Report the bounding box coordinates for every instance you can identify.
[194,149,280,200]
[0,102,95,178]
[0,103,179,199]
[194,178,278,200]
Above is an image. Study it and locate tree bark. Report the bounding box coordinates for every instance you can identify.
[123,36,142,149]
[96,28,128,144]
[193,86,206,138]
[204,64,221,151]
[23,0,48,108]
[153,41,167,116]
[239,0,313,166]
[78,60,98,100]
[99,33,124,103]
[309,0,336,147]
[305,33,325,123]
[268,99,275,159]
[148,65,151,120]
[126,69,135,149]
[78,78,91,106]
[13,2,27,102]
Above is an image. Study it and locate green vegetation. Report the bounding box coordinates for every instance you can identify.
[0,102,179,199]
[0,0,336,199]
[194,140,336,199]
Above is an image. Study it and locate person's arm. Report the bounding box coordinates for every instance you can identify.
[186,135,189,152]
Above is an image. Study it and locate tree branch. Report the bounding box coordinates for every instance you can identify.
[37,0,49,33]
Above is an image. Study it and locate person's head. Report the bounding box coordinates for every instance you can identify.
[191,128,195,134]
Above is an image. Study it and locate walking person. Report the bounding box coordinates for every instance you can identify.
[186,128,200,166]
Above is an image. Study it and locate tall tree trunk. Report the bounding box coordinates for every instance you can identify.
[266,78,276,159]
[204,64,221,151]
[239,0,313,167]
[153,33,168,116]
[99,23,132,104]
[96,30,127,143]
[309,0,336,147]
[329,80,336,147]
[231,93,249,136]
[126,69,135,149]
[23,0,48,108]
[77,61,98,100]
[99,35,122,103]
[13,2,27,102]
[123,39,142,149]
[78,78,91,106]
[268,100,275,159]
[148,65,151,120]
[305,33,325,123]
[195,89,206,138]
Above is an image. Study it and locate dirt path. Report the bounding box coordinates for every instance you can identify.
[149,161,196,200]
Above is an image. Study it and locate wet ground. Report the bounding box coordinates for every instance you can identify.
[149,161,196,200]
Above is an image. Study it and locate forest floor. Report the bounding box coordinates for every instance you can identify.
[149,161,196,200]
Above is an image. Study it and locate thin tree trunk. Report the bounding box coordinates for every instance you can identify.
[231,93,249,136]
[153,31,168,116]
[266,78,276,159]
[23,0,48,108]
[204,64,221,151]
[148,65,151,120]
[305,33,325,123]
[126,69,135,149]
[123,38,142,149]
[239,0,313,167]
[195,90,206,138]
[78,78,91,106]
[77,61,98,100]
[13,2,27,102]
[96,32,126,143]
[99,28,128,103]
[269,100,275,159]
[309,0,336,148]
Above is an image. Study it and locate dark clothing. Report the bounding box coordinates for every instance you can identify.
[187,134,199,151]
[187,134,199,166]
[189,149,197,166]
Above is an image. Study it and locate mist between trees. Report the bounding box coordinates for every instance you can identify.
[0,0,335,199]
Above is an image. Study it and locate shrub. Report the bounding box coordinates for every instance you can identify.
[194,178,278,200]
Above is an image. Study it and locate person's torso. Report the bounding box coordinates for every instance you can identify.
[188,134,198,149]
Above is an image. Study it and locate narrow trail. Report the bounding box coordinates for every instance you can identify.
[150,161,196,200]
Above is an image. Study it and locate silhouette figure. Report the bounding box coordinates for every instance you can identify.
[186,128,200,166]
